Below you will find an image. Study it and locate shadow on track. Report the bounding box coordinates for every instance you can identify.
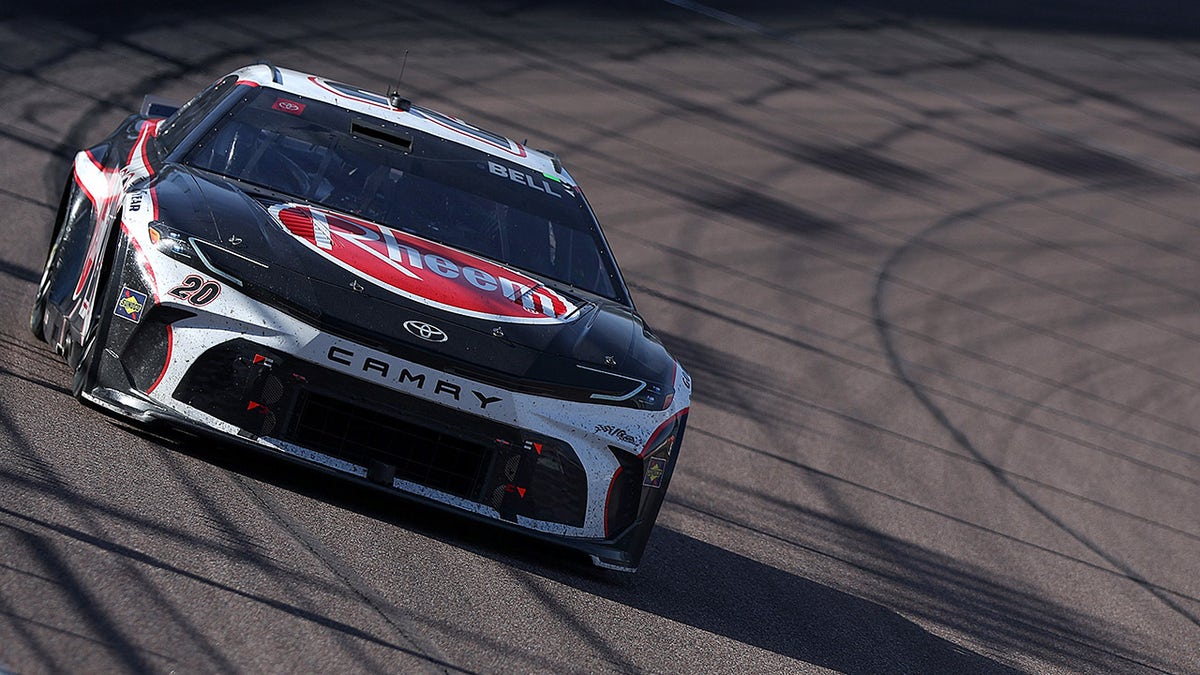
[96,419,1114,673]
[575,529,1020,674]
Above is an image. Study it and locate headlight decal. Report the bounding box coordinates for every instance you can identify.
[578,363,646,402]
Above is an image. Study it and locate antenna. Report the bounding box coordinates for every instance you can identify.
[255,58,283,84]
[387,50,412,111]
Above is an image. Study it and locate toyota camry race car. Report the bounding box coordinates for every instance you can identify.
[30,62,690,571]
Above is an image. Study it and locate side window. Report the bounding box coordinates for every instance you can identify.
[156,74,240,154]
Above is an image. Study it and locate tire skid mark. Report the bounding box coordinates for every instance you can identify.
[0,503,435,665]
[566,50,1200,325]
[633,280,1200,468]
[599,162,1200,404]
[654,329,1200,542]
[638,285,1200,512]
[871,188,1200,629]
[0,121,74,162]
[502,567,640,673]
[590,5,1200,300]
[618,202,1200,459]
[0,182,57,211]
[667,0,1200,181]
[0,403,200,671]
[0,462,356,598]
[0,526,174,672]
[0,587,71,674]
[886,19,1200,148]
[231,475,458,674]
[594,161,1200,406]
[666,495,1178,674]
[604,154,1200,398]
[686,425,1200,600]
[0,365,72,398]
[629,250,1200,451]
[0,331,64,364]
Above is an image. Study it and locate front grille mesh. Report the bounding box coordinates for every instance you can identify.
[291,391,490,499]
[605,447,644,537]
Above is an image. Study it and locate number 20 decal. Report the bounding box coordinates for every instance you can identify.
[168,274,221,306]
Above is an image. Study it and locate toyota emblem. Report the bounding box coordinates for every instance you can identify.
[404,320,448,343]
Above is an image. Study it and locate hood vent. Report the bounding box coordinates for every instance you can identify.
[351,121,413,153]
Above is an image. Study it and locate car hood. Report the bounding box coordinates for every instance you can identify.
[150,165,677,393]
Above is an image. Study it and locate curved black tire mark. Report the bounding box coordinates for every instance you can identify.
[871,184,1200,630]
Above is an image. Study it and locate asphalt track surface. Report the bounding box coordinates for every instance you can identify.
[2,1,1199,672]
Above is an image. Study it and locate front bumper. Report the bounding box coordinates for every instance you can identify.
[85,223,689,570]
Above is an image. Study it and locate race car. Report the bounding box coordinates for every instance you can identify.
[29,62,690,571]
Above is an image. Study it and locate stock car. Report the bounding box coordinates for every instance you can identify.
[29,62,690,571]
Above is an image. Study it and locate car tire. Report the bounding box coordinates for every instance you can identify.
[29,180,79,342]
[70,214,126,402]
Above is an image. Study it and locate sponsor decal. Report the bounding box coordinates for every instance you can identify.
[271,98,306,115]
[595,424,637,445]
[167,274,221,306]
[115,287,148,323]
[644,456,668,488]
[270,204,578,324]
[486,162,564,199]
[325,344,504,410]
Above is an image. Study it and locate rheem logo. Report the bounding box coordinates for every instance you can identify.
[270,204,579,324]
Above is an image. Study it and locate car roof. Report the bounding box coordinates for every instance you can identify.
[231,63,574,185]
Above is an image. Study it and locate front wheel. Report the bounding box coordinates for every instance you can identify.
[30,276,49,341]
[69,218,131,402]
[30,180,90,342]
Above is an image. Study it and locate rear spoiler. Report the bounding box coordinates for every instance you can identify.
[140,94,181,118]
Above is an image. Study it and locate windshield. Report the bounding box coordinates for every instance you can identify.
[183,87,626,302]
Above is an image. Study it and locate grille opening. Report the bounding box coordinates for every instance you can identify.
[291,391,489,499]
[350,121,413,152]
[605,447,643,537]
[525,442,588,527]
